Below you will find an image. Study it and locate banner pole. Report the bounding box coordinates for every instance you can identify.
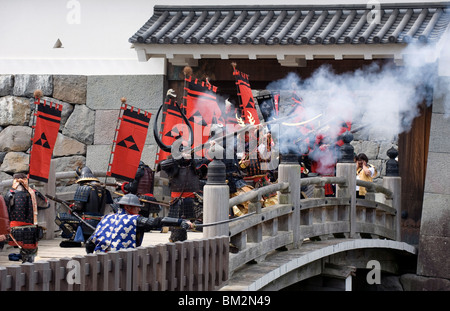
[28,90,42,176]
[106,98,126,185]
[231,62,243,113]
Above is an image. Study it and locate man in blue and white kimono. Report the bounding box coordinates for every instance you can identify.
[85,194,192,253]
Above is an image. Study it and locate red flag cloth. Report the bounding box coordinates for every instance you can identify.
[108,104,151,182]
[233,69,260,125]
[0,195,10,235]
[336,121,352,146]
[28,99,62,182]
[155,97,190,163]
[183,76,223,158]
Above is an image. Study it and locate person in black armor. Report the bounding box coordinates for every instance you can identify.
[153,94,204,242]
[157,156,204,242]
[85,193,193,253]
[56,166,113,247]
[72,166,113,241]
[4,173,48,263]
[116,161,161,218]
[209,124,246,193]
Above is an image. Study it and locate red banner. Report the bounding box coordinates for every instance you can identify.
[155,97,190,163]
[233,69,260,125]
[0,195,9,235]
[108,104,151,181]
[183,76,223,157]
[28,99,62,182]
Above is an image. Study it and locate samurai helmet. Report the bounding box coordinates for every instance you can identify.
[117,194,143,208]
[75,166,99,184]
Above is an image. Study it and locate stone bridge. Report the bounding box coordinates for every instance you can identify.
[200,136,416,291]
[0,137,417,291]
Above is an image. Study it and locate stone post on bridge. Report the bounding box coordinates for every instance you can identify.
[203,159,229,238]
[335,131,356,238]
[278,153,301,248]
[383,147,401,241]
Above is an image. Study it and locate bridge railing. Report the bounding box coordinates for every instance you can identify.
[1,166,231,291]
[205,136,402,276]
[0,236,229,291]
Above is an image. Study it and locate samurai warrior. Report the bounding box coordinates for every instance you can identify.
[85,193,192,253]
[115,161,161,218]
[55,166,113,247]
[4,173,48,263]
[153,97,204,242]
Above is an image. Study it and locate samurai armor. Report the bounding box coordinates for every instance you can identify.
[136,165,155,195]
[169,227,187,242]
[89,208,138,252]
[80,213,103,240]
[21,248,38,263]
[168,197,197,219]
[73,183,112,215]
[55,212,80,239]
[6,190,34,224]
[75,166,99,184]
[9,225,41,249]
[73,185,91,202]
[170,165,201,193]
[140,194,161,216]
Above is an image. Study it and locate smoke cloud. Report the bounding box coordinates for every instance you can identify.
[263,39,447,172]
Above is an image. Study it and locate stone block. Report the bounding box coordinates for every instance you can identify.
[62,104,95,145]
[377,142,397,160]
[40,96,74,131]
[94,109,157,145]
[424,152,450,195]
[94,110,120,145]
[417,235,450,279]
[13,75,52,97]
[400,273,450,291]
[359,140,379,160]
[0,126,32,152]
[428,113,450,153]
[0,96,32,126]
[86,75,165,110]
[420,193,450,237]
[0,171,12,182]
[53,133,86,157]
[0,75,13,96]
[52,155,86,173]
[86,144,157,174]
[53,75,87,104]
[0,152,29,173]
[432,76,450,115]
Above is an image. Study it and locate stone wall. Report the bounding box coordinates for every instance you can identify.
[0,74,165,188]
[417,75,450,280]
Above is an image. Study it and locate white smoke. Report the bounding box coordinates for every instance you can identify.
[267,38,445,160]
[262,38,449,173]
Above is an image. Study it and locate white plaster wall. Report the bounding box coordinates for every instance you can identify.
[0,0,160,74]
[0,0,430,75]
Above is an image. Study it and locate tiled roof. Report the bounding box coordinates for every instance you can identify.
[129,3,450,46]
